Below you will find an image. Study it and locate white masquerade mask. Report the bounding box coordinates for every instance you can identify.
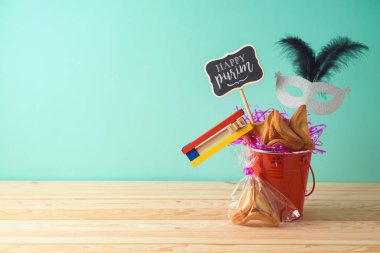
[275,72,350,115]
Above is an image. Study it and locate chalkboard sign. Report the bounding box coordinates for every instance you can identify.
[204,45,264,97]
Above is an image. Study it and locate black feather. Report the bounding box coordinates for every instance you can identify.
[277,36,316,81]
[311,36,369,82]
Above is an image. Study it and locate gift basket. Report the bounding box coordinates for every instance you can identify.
[228,105,321,225]
[181,36,368,226]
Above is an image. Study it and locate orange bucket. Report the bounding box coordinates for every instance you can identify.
[250,149,315,218]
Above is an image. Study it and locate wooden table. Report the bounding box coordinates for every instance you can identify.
[0,182,379,252]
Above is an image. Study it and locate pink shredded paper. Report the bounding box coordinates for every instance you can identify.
[232,106,326,154]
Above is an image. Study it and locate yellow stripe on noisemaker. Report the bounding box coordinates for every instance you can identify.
[190,123,253,167]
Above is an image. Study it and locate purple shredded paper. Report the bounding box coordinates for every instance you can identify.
[232,106,326,154]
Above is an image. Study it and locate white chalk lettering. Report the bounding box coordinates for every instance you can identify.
[215,63,223,72]
[239,54,245,62]
[214,61,254,88]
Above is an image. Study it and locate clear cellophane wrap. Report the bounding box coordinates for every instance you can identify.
[228,147,300,226]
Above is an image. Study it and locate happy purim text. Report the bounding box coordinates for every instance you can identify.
[214,54,254,89]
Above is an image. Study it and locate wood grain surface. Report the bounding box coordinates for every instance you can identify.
[0,182,379,252]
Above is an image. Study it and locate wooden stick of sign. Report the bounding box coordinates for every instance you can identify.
[239,88,254,124]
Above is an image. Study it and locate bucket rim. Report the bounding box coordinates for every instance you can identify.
[250,148,312,155]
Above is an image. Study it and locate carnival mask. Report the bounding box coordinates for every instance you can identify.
[275,72,350,115]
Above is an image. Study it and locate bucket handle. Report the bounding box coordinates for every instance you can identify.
[305,165,315,197]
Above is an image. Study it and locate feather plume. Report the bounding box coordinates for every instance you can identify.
[311,36,369,81]
[277,36,316,81]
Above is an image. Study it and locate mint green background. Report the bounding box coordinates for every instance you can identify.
[0,0,379,181]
